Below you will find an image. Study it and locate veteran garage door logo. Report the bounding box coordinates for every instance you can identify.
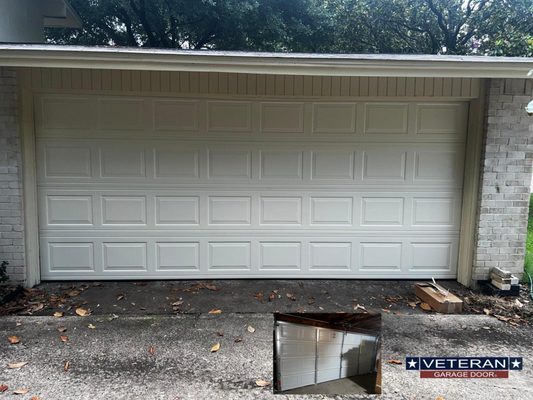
[406,357,523,378]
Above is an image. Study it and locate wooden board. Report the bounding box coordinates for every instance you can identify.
[415,283,463,314]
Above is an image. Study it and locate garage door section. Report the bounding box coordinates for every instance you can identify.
[35,94,468,280]
[275,322,317,391]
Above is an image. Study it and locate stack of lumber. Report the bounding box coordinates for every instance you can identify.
[481,267,520,297]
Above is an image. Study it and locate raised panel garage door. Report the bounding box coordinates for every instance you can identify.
[35,93,468,280]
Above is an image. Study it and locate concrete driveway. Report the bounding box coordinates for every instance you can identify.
[1,313,532,400]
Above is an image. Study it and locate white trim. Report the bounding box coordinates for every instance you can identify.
[457,81,486,286]
[1,45,533,78]
[18,68,40,287]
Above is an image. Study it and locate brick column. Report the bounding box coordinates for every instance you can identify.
[472,78,533,281]
[0,67,25,283]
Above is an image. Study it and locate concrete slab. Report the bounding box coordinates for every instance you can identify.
[0,313,531,399]
[17,279,470,315]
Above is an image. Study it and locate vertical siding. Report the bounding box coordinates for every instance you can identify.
[26,68,481,98]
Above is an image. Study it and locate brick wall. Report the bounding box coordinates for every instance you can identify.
[0,66,25,283]
[472,78,533,281]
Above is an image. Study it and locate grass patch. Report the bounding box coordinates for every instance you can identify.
[525,193,533,281]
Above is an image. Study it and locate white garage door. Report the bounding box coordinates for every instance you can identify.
[35,93,468,280]
[275,321,377,391]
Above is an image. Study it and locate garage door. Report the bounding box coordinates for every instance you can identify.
[35,93,468,280]
[275,321,378,391]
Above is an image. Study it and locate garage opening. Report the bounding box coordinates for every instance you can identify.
[274,313,381,394]
[31,71,472,281]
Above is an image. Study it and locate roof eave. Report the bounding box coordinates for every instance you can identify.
[0,46,532,78]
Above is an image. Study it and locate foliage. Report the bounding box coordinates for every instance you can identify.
[45,0,533,56]
[525,194,533,282]
[0,261,9,284]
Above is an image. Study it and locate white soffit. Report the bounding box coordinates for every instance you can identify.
[0,44,532,78]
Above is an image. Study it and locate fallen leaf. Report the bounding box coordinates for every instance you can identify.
[53,311,64,318]
[234,337,243,343]
[268,292,276,302]
[482,326,491,330]
[63,361,70,372]
[13,388,29,395]
[31,396,41,400]
[171,301,184,307]
[253,292,263,301]
[495,315,511,322]
[514,299,524,308]
[57,326,67,333]
[208,309,222,315]
[286,293,296,301]
[75,307,90,316]
[8,336,20,345]
[483,308,491,315]
[88,323,96,329]
[210,342,220,352]
[204,283,220,291]
[436,396,445,400]
[148,346,155,355]
[216,331,224,337]
[255,379,271,387]
[387,359,403,365]
[67,290,81,297]
[381,309,391,313]
[353,304,367,312]
[8,362,28,369]
[420,303,432,311]
[0,384,8,393]
[117,294,125,301]
[60,335,68,343]
[307,297,315,305]
[247,325,256,333]
[32,303,44,312]
[407,301,417,308]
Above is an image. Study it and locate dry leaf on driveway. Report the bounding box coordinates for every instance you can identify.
[387,359,403,365]
[88,324,96,329]
[255,379,271,387]
[247,325,256,333]
[64,361,70,372]
[12,388,29,395]
[8,362,28,369]
[353,304,367,312]
[204,283,220,291]
[0,384,8,393]
[286,293,296,301]
[420,303,432,311]
[208,309,222,315]
[117,294,125,301]
[53,311,64,318]
[57,326,67,333]
[60,335,68,343]
[210,342,220,353]
[268,292,277,302]
[30,396,41,400]
[7,336,20,344]
[148,346,155,355]
[75,307,90,316]
[234,337,243,343]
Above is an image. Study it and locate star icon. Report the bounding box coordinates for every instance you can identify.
[510,358,522,370]
[406,357,419,370]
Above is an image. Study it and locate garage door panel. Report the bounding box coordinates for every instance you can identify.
[39,237,458,279]
[37,95,467,280]
[153,146,200,179]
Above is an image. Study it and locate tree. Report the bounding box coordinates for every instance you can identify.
[46,0,330,51]
[46,0,533,56]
